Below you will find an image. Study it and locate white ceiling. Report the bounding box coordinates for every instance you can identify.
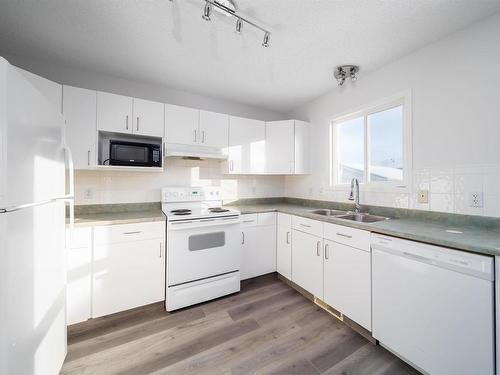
[1,0,499,113]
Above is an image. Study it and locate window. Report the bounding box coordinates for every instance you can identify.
[332,95,410,188]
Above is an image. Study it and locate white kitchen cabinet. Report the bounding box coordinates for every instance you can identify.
[63,85,97,169]
[199,110,229,149]
[240,213,276,280]
[323,239,371,330]
[165,103,199,145]
[132,98,164,137]
[92,222,165,318]
[97,91,133,134]
[291,229,323,298]
[265,120,310,174]
[276,213,292,279]
[227,116,266,174]
[65,227,92,325]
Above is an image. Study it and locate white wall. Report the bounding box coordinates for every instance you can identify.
[74,158,285,205]
[286,12,500,217]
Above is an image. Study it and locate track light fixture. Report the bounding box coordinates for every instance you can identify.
[334,65,359,86]
[191,0,271,47]
[202,1,212,21]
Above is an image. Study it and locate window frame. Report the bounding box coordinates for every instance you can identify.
[330,91,412,192]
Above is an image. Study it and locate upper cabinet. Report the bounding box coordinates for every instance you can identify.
[266,120,310,174]
[97,91,163,137]
[165,105,228,149]
[227,116,266,174]
[199,110,229,149]
[63,85,97,170]
[165,104,199,145]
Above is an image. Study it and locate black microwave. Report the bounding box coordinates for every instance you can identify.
[109,140,162,167]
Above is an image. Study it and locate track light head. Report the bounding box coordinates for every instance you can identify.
[202,1,212,21]
[262,32,271,47]
[235,18,243,33]
[334,65,359,86]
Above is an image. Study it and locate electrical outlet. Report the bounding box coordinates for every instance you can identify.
[251,186,257,195]
[417,189,429,204]
[469,192,484,208]
[84,188,93,200]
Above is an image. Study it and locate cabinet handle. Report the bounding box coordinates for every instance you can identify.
[136,117,139,132]
[159,242,163,258]
[336,232,352,239]
[241,231,245,245]
[126,115,129,130]
[286,231,290,244]
[300,223,312,228]
[123,231,142,235]
[194,129,197,143]
[230,160,234,172]
[242,220,255,223]
[316,241,321,256]
[324,243,329,260]
[202,130,206,143]
[87,150,91,166]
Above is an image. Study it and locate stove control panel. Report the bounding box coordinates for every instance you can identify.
[161,187,221,203]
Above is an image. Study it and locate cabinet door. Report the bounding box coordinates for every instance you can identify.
[324,240,371,330]
[165,104,199,145]
[199,110,229,149]
[66,246,91,325]
[133,98,164,137]
[294,120,310,174]
[255,225,277,276]
[291,230,323,298]
[240,227,257,280]
[92,238,165,318]
[97,91,133,134]
[277,214,292,279]
[265,120,295,174]
[63,86,97,169]
[228,116,266,174]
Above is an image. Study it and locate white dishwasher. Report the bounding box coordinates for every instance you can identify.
[371,234,495,375]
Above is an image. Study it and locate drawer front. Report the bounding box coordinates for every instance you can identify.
[323,223,370,251]
[240,214,258,227]
[257,212,276,226]
[292,215,323,237]
[94,221,165,245]
[277,213,292,228]
[66,227,92,249]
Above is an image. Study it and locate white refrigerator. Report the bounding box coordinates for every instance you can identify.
[0,57,73,374]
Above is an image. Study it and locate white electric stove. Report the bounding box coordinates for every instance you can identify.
[161,187,241,311]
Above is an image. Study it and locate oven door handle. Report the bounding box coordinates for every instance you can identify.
[169,217,240,230]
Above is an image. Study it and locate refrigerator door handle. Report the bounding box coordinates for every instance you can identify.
[0,198,60,213]
[63,144,75,231]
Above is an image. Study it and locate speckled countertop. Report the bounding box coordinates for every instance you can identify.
[69,203,165,227]
[225,199,500,257]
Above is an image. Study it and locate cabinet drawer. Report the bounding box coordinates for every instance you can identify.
[94,221,165,245]
[277,213,292,227]
[323,223,370,251]
[240,214,258,227]
[292,216,323,237]
[66,226,92,249]
[257,212,276,226]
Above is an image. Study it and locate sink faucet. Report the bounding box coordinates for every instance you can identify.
[349,178,361,213]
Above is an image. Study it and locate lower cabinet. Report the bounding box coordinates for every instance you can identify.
[291,229,323,298]
[276,213,292,279]
[323,240,371,330]
[240,213,276,280]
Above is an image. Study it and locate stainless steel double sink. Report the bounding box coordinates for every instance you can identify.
[309,209,389,223]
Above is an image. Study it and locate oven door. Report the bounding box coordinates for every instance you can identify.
[167,216,240,286]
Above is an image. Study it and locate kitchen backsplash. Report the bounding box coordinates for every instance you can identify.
[285,165,500,218]
[74,158,285,205]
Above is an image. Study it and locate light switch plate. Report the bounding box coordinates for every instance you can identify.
[84,188,93,200]
[469,192,484,208]
[417,189,429,204]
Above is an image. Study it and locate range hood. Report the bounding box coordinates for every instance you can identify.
[164,143,228,160]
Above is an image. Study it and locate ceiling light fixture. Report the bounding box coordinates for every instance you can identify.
[334,65,359,86]
[202,1,212,21]
[195,0,271,47]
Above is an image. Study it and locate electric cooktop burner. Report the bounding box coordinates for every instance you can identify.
[209,207,230,213]
[170,209,192,215]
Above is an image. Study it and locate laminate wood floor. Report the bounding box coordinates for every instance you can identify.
[61,274,421,375]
